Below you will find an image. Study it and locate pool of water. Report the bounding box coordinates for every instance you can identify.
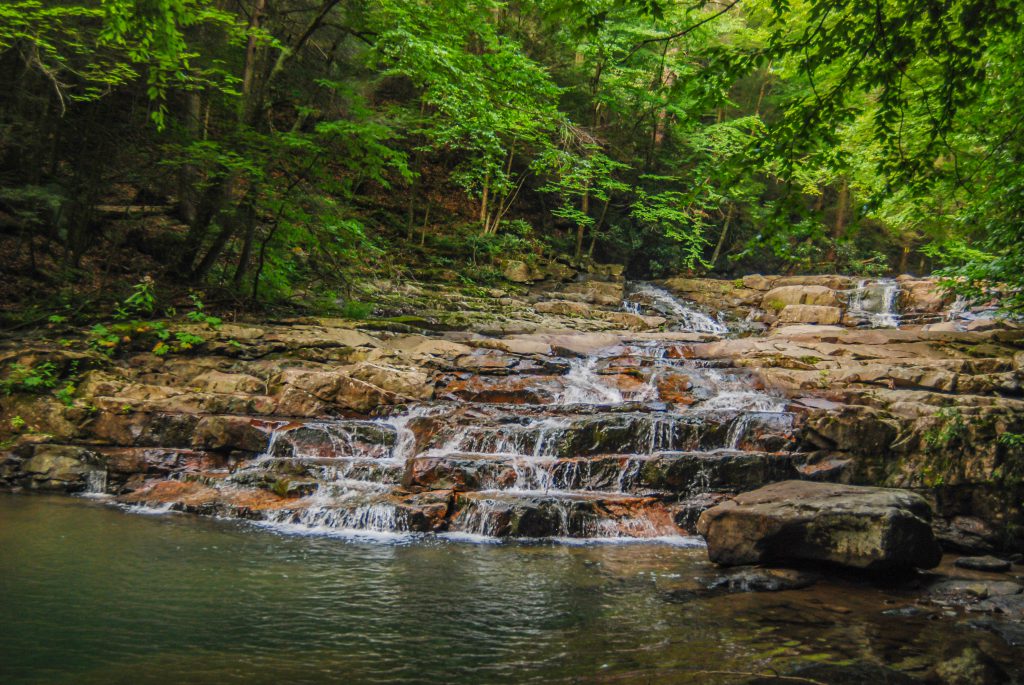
[1,494,1018,684]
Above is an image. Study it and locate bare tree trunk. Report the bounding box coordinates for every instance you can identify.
[710,205,734,269]
[575,186,590,259]
[479,172,490,231]
[588,196,611,258]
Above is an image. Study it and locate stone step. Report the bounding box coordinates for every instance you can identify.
[448,490,680,538]
[404,449,797,495]
[421,410,797,458]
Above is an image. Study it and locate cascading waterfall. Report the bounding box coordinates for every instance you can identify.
[846,278,901,328]
[623,283,729,334]
[127,331,795,542]
[557,356,624,405]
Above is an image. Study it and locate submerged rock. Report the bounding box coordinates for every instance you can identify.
[954,555,1012,573]
[696,480,942,571]
[705,567,819,593]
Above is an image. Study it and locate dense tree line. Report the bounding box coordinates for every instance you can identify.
[0,0,1020,310]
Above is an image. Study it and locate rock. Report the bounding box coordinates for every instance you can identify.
[955,555,1012,573]
[348,362,434,400]
[974,593,1024,619]
[741,274,773,291]
[927,578,1022,604]
[761,285,840,309]
[696,480,942,571]
[900,278,950,313]
[191,370,265,394]
[534,300,592,317]
[705,567,819,593]
[22,444,100,489]
[502,260,543,283]
[563,280,624,306]
[778,304,842,325]
[598,311,666,330]
[933,645,1010,685]
[270,368,399,415]
[192,416,270,453]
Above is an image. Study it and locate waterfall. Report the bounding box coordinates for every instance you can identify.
[623,283,729,334]
[84,469,108,496]
[846,278,901,328]
[123,334,798,543]
[557,357,623,405]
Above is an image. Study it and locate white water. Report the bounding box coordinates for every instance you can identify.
[846,278,901,328]
[557,357,624,405]
[623,283,729,334]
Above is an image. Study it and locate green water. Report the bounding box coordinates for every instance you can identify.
[0,494,1017,684]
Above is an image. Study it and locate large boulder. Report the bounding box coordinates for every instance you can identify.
[696,480,942,571]
[778,304,842,325]
[762,285,840,309]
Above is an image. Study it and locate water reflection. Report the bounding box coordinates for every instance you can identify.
[1,494,1019,684]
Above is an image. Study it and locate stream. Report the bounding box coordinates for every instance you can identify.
[3,494,1019,685]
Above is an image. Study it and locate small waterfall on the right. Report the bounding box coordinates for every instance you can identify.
[845,278,901,328]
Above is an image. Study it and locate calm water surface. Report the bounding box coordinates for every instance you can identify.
[1,494,1017,684]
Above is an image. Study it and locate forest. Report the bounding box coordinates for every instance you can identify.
[1,0,1021,315]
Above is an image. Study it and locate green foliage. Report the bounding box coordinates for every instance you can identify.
[1,360,78,407]
[1,362,59,395]
[1,0,1023,298]
[339,301,374,320]
[925,408,967,452]
[115,278,158,320]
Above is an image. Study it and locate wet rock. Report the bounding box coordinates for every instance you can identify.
[192,415,270,453]
[697,481,942,571]
[778,304,842,325]
[927,578,1022,604]
[21,445,101,490]
[705,567,819,593]
[955,556,1012,573]
[972,593,1024,620]
[932,644,1010,685]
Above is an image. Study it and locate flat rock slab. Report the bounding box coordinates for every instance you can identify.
[696,480,942,571]
[955,555,1013,573]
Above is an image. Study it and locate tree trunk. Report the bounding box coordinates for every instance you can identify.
[710,205,734,269]
[588,196,611,258]
[575,187,590,259]
[479,172,490,231]
[232,204,257,288]
[826,177,849,265]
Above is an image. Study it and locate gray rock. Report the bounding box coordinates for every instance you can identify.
[696,480,942,571]
[955,555,1012,573]
[928,579,1022,604]
[974,593,1024,619]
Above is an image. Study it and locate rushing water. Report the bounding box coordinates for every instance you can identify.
[3,494,1020,685]
[623,283,729,334]
[845,278,901,328]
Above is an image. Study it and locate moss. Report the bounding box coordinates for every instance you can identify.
[765,299,787,313]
